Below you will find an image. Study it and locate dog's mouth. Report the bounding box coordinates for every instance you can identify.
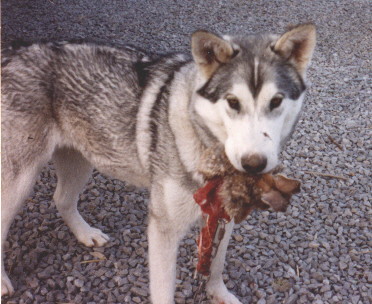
[268,164,284,175]
[233,162,282,176]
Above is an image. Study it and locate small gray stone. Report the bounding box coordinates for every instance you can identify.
[74,279,84,288]
[339,261,348,270]
[37,266,54,279]
[311,272,324,282]
[131,286,148,297]
[286,294,299,304]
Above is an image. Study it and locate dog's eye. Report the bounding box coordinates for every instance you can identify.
[270,95,283,111]
[226,95,240,112]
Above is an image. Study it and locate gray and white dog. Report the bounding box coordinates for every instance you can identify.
[2,24,316,303]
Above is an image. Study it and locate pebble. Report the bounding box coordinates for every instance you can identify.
[311,272,324,282]
[131,286,148,297]
[233,234,244,242]
[309,241,320,248]
[74,279,84,288]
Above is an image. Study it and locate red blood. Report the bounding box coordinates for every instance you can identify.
[193,178,231,276]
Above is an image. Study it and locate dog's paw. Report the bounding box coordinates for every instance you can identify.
[206,279,242,304]
[76,227,110,247]
[2,273,14,296]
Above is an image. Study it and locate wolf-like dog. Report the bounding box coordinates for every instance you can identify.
[2,24,316,303]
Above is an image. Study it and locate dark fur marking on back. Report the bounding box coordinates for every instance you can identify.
[10,39,33,50]
[134,60,153,88]
[148,59,190,175]
[149,61,188,153]
[49,42,68,54]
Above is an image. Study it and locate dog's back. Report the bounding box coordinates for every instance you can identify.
[2,42,150,181]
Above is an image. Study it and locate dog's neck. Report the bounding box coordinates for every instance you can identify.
[167,64,215,184]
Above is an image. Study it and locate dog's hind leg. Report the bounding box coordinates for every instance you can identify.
[206,220,242,304]
[53,147,109,247]
[2,145,54,296]
[1,168,42,296]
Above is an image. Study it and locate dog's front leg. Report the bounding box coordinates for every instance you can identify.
[148,180,201,304]
[206,220,242,304]
[148,215,180,304]
[147,183,185,304]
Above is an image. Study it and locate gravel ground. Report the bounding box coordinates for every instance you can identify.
[2,1,371,303]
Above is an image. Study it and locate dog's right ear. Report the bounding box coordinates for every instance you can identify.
[191,31,235,79]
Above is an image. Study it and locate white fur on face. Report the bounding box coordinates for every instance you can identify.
[195,81,304,173]
[194,94,228,142]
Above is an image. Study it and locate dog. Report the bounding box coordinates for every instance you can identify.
[1,24,316,303]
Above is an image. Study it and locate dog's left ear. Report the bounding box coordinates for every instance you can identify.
[191,30,235,79]
[273,23,316,75]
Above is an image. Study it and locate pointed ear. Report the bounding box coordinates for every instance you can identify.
[191,30,235,78]
[273,23,316,75]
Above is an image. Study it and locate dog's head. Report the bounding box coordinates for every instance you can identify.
[191,24,316,174]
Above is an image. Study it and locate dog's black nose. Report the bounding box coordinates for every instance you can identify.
[242,154,267,174]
